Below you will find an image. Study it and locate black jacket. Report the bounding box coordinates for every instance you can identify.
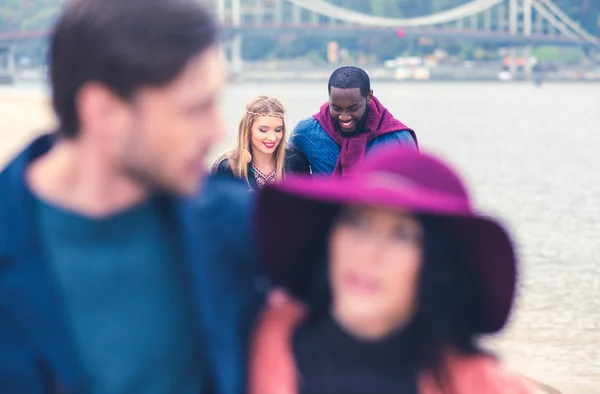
[211,148,311,190]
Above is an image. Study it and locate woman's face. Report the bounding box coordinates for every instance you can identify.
[250,115,283,158]
[329,204,423,339]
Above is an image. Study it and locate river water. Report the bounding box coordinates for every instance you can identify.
[217,81,600,393]
[4,80,600,392]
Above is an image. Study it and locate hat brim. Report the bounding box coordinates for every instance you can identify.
[255,175,517,334]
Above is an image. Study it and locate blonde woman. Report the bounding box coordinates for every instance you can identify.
[212,96,310,190]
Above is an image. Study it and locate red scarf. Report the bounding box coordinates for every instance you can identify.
[313,96,417,176]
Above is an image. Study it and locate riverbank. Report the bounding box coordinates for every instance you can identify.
[229,61,600,83]
[3,63,600,86]
[0,87,55,164]
[232,74,600,83]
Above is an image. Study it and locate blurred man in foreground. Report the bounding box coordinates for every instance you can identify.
[0,0,262,393]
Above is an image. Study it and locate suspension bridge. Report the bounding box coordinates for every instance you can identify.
[214,0,598,44]
[0,0,598,80]
[212,0,599,76]
[0,0,597,46]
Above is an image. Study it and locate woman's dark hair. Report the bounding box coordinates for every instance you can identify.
[304,214,488,393]
[50,0,219,138]
[409,215,487,391]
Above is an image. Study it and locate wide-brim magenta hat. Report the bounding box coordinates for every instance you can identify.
[255,147,517,334]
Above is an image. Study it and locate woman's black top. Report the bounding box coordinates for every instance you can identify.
[292,314,418,394]
[211,148,311,190]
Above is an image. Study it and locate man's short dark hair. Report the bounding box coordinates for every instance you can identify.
[327,66,371,98]
[50,0,219,138]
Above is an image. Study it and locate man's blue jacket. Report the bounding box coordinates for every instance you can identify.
[0,135,264,394]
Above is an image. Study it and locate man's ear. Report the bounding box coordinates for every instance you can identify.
[367,89,374,104]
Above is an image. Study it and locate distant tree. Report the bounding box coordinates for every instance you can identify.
[371,0,403,17]
[0,0,60,33]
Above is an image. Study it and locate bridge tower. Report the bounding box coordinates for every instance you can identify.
[508,0,534,79]
[0,45,16,84]
[215,0,244,76]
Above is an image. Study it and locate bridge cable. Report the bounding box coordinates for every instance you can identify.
[285,0,504,27]
[532,0,580,41]
[536,0,599,44]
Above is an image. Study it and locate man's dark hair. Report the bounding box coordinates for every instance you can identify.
[327,66,371,98]
[50,0,219,138]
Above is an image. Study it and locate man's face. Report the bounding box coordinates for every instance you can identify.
[118,46,225,196]
[329,87,373,133]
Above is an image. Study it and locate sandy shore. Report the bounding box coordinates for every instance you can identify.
[0,87,569,394]
[0,87,56,166]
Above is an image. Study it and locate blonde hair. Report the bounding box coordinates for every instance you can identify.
[232,96,287,185]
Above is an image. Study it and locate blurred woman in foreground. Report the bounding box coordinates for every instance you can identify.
[250,147,541,394]
[211,96,309,190]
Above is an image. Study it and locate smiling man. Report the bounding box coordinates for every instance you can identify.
[291,66,418,176]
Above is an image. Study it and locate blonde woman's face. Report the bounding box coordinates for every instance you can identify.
[250,115,283,158]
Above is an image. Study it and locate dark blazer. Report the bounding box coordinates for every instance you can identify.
[211,148,311,190]
[0,134,265,394]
